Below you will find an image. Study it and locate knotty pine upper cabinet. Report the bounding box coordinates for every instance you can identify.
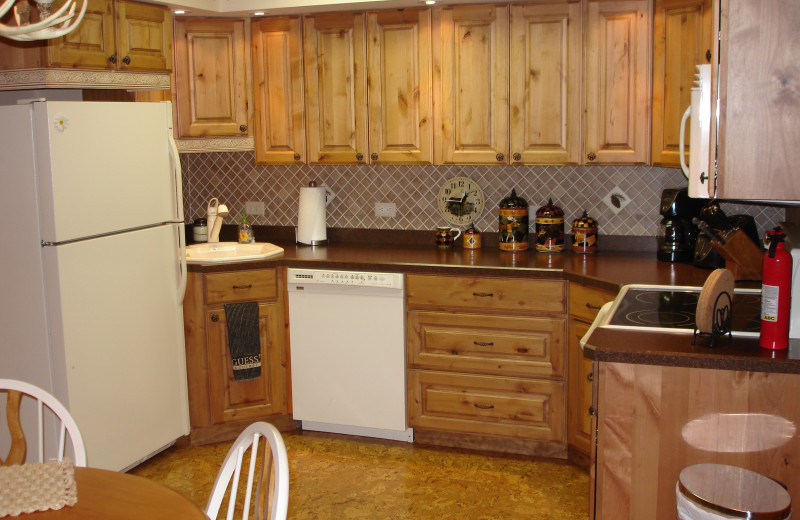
[303,12,369,164]
[251,16,306,164]
[173,18,251,138]
[433,4,509,165]
[711,0,800,200]
[584,0,651,165]
[509,1,582,165]
[0,0,171,72]
[366,9,434,164]
[651,0,713,167]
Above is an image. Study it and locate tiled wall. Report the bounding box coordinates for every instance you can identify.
[181,152,785,239]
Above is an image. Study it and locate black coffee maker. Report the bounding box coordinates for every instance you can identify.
[656,188,704,262]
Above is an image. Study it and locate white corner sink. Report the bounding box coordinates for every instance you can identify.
[185,242,284,264]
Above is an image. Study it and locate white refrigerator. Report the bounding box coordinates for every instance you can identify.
[0,100,190,471]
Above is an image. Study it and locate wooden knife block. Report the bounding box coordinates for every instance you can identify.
[709,229,763,280]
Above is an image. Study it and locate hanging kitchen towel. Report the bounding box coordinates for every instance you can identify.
[224,302,261,381]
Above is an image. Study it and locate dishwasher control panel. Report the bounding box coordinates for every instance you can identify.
[287,268,404,289]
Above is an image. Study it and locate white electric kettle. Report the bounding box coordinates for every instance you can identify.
[296,181,336,245]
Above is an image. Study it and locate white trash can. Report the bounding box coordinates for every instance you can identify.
[677,464,791,519]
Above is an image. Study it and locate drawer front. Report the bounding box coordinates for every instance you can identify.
[205,269,278,304]
[407,274,566,314]
[408,370,565,442]
[407,311,565,378]
[568,283,617,322]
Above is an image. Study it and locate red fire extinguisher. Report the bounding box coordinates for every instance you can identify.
[760,227,793,349]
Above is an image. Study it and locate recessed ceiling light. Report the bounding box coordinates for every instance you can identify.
[173,9,186,14]
[253,11,267,16]
[424,0,436,4]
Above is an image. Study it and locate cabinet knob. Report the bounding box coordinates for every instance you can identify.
[496,153,504,162]
[700,172,708,184]
[589,405,595,416]
[293,153,301,161]
[211,314,219,322]
[108,54,117,64]
[371,153,379,161]
[587,372,593,382]
[122,55,131,65]
[705,49,712,62]
[586,302,603,310]
[587,152,597,161]
[513,153,521,161]
[356,153,364,161]
[239,124,247,133]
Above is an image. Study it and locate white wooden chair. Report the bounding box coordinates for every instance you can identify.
[205,421,289,520]
[0,378,86,467]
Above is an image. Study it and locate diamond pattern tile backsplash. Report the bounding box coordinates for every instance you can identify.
[180,152,785,239]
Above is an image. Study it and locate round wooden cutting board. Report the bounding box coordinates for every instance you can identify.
[696,268,735,334]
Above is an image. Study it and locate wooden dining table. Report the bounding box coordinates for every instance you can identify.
[25,466,208,519]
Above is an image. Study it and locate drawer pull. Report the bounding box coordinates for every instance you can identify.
[472,292,494,298]
[474,403,495,410]
[232,284,253,290]
[211,314,219,322]
[587,372,593,382]
[586,303,603,310]
[473,341,494,347]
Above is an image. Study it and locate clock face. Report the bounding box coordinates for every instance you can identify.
[437,176,485,226]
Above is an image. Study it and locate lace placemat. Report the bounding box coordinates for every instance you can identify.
[0,459,77,517]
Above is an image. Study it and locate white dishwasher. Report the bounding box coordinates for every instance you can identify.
[287,268,413,442]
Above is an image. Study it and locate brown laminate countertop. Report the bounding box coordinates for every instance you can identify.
[187,239,800,374]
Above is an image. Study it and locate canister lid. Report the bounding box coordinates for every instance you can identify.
[678,464,791,519]
[499,189,528,209]
[572,210,597,228]
[536,198,563,217]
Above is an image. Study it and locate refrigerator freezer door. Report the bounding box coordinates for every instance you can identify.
[42,224,189,471]
[33,101,181,243]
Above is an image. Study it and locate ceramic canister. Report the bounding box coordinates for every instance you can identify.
[571,211,598,253]
[498,189,529,252]
[463,223,481,249]
[535,198,565,253]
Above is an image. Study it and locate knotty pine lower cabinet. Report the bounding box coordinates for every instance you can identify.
[406,274,567,457]
[591,362,800,520]
[183,268,289,445]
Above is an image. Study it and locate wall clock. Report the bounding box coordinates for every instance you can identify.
[437,176,485,226]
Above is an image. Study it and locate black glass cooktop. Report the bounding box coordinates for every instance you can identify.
[607,288,761,333]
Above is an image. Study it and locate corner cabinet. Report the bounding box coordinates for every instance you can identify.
[584,0,651,165]
[172,18,252,145]
[183,268,289,445]
[406,274,568,457]
[566,282,617,466]
[711,0,800,200]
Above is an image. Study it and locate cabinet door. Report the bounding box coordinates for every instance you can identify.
[433,4,509,165]
[114,0,172,72]
[714,0,800,200]
[509,1,581,165]
[47,0,116,69]
[366,9,433,164]
[584,0,651,164]
[206,302,286,424]
[251,16,306,164]
[651,0,713,167]
[567,319,594,456]
[303,12,368,164]
[174,18,251,138]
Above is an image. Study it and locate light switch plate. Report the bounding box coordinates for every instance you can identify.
[245,201,265,215]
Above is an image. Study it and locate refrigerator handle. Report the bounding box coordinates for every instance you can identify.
[177,222,187,304]
[162,101,184,222]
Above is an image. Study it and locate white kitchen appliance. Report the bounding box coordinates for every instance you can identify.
[286,268,412,442]
[679,64,712,198]
[296,181,335,245]
[0,100,190,471]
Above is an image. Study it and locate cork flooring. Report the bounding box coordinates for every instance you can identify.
[129,430,590,519]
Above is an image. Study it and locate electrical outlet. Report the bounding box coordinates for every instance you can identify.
[245,201,265,216]
[374,202,397,218]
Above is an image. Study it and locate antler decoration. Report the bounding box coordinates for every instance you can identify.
[0,0,88,41]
